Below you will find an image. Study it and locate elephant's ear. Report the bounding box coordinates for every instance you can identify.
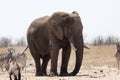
[51,20,63,40]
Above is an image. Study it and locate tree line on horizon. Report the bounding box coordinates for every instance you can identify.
[91,35,120,46]
[0,37,26,48]
[0,35,119,48]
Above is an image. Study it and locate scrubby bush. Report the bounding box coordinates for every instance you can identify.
[15,37,26,46]
[0,37,12,47]
[0,36,27,47]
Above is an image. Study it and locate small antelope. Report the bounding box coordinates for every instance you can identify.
[5,59,21,80]
[115,43,120,70]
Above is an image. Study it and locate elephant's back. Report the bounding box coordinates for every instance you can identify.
[27,16,50,57]
[27,16,49,34]
[32,16,49,25]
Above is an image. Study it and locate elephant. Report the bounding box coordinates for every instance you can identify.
[27,11,84,76]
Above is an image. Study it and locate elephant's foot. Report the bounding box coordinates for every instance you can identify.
[35,73,48,76]
[42,70,47,76]
[59,72,75,76]
[59,71,68,76]
[67,73,75,76]
[42,72,48,76]
[59,73,68,76]
[35,72,44,76]
[49,72,58,77]
[59,74,67,76]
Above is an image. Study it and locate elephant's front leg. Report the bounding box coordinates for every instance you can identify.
[60,42,71,76]
[49,46,59,76]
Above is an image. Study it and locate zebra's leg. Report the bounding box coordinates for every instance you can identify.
[0,63,3,71]
[9,74,12,80]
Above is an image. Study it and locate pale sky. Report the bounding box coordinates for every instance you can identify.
[0,0,119,42]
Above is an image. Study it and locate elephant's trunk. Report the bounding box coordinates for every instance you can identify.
[68,36,84,76]
[69,48,83,76]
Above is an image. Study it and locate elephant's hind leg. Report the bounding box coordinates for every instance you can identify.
[28,41,43,76]
[42,54,50,75]
[34,57,43,76]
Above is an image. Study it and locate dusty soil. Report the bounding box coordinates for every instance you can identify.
[0,45,120,80]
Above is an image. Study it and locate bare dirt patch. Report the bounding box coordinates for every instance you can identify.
[0,45,120,80]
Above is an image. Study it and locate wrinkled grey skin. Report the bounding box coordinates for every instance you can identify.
[27,11,84,76]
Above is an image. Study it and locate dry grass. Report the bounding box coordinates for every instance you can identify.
[0,45,119,80]
[82,45,116,67]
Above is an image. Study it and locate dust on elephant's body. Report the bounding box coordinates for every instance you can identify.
[27,11,84,76]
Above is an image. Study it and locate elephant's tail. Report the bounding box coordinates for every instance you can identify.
[21,46,29,55]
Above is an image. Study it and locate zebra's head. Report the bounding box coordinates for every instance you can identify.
[7,48,15,54]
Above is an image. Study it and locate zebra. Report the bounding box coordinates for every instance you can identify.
[0,48,14,71]
[115,43,120,70]
[12,52,27,71]
[5,58,21,80]
[0,47,28,71]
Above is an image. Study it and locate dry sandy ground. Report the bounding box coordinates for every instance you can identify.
[0,45,120,80]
